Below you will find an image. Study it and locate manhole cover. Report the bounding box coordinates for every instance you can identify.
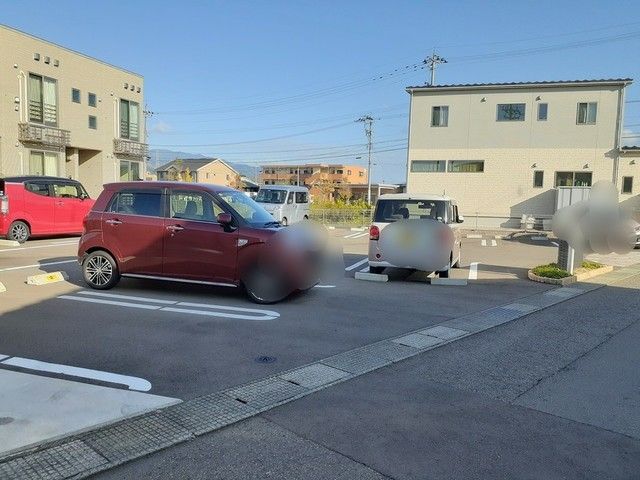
[255,356,277,364]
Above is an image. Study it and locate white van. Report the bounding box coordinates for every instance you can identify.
[255,185,310,226]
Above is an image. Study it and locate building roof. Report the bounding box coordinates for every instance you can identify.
[406,78,633,93]
[156,158,215,172]
[1,24,142,77]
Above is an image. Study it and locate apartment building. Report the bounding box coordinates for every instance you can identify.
[259,163,367,201]
[0,25,147,196]
[405,79,636,227]
[156,158,241,188]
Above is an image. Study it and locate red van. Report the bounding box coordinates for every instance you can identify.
[0,176,94,243]
[78,182,323,303]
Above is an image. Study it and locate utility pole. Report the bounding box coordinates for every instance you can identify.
[356,115,374,205]
[424,51,447,86]
[143,105,155,181]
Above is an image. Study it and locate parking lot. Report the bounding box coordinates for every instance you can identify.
[2,227,640,478]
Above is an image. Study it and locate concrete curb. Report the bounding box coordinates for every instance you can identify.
[528,265,614,286]
[430,277,468,286]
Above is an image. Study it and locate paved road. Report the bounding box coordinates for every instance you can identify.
[95,273,640,480]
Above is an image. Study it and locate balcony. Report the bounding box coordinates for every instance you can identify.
[18,123,70,149]
[113,138,149,159]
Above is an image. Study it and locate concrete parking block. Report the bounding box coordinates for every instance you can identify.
[392,333,442,349]
[355,272,388,282]
[466,234,482,239]
[430,277,468,286]
[0,239,20,247]
[419,325,468,340]
[26,270,68,286]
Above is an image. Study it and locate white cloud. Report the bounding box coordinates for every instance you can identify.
[149,121,172,134]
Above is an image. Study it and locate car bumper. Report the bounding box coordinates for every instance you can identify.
[368,259,450,271]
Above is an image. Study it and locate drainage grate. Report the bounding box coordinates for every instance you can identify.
[279,363,350,389]
[81,413,191,466]
[393,333,441,349]
[418,325,468,340]
[161,392,258,436]
[0,440,106,480]
[225,377,308,410]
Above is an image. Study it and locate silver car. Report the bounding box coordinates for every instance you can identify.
[368,194,463,277]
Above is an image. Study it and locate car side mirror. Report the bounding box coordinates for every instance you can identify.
[217,212,233,225]
[457,215,465,223]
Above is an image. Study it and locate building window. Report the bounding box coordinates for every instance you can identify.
[448,160,484,173]
[336,169,343,174]
[431,106,449,127]
[411,160,446,173]
[120,160,142,181]
[88,92,97,107]
[496,103,526,121]
[555,171,592,187]
[72,88,81,104]
[537,103,548,121]
[577,102,597,124]
[120,99,140,141]
[88,115,97,129]
[29,151,58,176]
[622,176,633,194]
[347,170,352,175]
[28,73,58,126]
[533,170,544,188]
[359,171,364,177]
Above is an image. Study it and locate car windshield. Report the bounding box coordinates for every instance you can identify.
[374,199,447,223]
[217,190,276,225]
[255,189,287,204]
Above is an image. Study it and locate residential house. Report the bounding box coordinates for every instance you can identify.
[156,158,241,188]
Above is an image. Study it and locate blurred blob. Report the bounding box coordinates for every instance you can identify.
[552,181,637,254]
[377,219,452,271]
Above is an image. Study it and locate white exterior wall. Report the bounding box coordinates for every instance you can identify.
[406,82,636,227]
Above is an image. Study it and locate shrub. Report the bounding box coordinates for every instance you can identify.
[581,260,603,270]
[531,263,571,279]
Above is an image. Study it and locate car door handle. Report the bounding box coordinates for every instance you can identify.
[105,219,122,225]
[166,225,184,232]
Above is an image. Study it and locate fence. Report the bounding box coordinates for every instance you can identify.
[309,209,373,227]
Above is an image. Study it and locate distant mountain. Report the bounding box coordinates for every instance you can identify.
[148,149,257,179]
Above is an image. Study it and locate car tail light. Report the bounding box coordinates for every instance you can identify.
[369,225,380,240]
[0,195,8,215]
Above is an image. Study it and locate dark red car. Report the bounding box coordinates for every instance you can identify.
[78,182,322,303]
[0,176,94,243]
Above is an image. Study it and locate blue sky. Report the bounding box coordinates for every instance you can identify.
[3,0,640,182]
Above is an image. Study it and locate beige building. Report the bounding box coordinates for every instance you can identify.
[405,79,637,227]
[157,158,241,188]
[0,25,147,196]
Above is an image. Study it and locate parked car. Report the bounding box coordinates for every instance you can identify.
[255,185,310,226]
[78,182,322,303]
[0,176,94,243]
[368,194,463,277]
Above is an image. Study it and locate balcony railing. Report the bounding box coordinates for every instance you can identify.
[113,138,148,159]
[18,123,70,149]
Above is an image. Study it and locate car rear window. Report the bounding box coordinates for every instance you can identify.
[374,199,447,223]
[108,191,162,217]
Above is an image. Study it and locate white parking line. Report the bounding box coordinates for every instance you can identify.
[0,241,78,253]
[59,290,280,321]
[0,259,76,273]
[469,262,479,280]
[491,239,497,247]
[551,241,559,247]
[314,284,336,288]
[343,231,369,239]
[481,239,486,247]
[0,356,152,391]
[481,239,497,247]
[344,258,369,271]
[359,266,370,273]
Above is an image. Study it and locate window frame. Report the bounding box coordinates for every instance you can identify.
[28,73,58,127]
[410,160,446,173]
[72,88,81,104]
[622,176,633,194]
[496,103,526,122]
[88,115,97,130]
[119,98,140,141]
[448,160,485,173]
[533,170,544,188]
[431,105,449,127]
[28,150,59,176]
[88,92,97,107]
[168,189,225,223]
[554,171,593,187]
[537,103,548,121]
[576,102,598,125]
[106,189,164,218]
